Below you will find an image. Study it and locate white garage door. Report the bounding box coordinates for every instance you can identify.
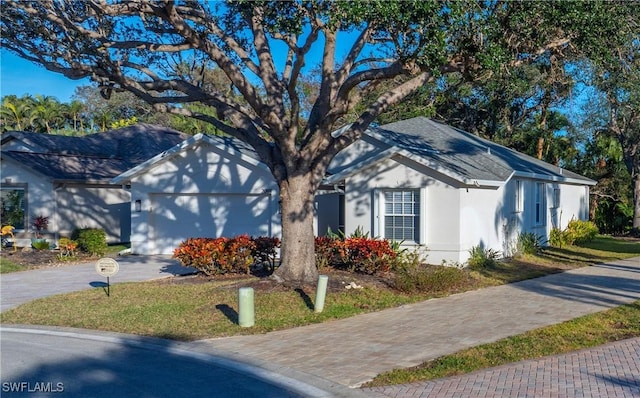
[149,193,273,254]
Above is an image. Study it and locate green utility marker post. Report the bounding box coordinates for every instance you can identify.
[314,275,329,313]
[238,287,255,327]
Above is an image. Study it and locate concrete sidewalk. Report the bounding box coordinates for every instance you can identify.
[196,257,640,388]
[0,255,195,312]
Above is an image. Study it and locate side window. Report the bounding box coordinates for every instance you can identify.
[514,180,523,213]
[1,186,27,230]
[383,190,420,243]
[535,182,546,225]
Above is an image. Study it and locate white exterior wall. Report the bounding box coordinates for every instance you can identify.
[55,185,131,243]
[342,156,592,265]
[2,157,131,245]
[343,155,464,264]
[458,186,505,263]
[2,157,54,247]
[129,143,280,255]
[490,178,591,257]
[548,183,590,228]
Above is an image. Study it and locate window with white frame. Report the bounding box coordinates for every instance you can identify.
[535,182,546,225]
[383,190,420,242]
[0,187,26,230]
[514,179,523,213]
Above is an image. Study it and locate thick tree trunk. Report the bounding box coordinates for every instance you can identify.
[273,174,319,286]
[536,136,544,160]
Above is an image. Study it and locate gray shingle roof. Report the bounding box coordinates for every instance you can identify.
[328,117,595,186]
[1,124,190,182]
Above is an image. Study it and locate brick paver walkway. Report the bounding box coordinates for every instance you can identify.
[202,257,640,388]
[363,337,640,398]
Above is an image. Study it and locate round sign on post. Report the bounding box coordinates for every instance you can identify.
[95,258,119,277]
[95,258,119,297]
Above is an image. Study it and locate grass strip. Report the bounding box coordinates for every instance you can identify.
[365,300,640,387]
[0,257,23,273]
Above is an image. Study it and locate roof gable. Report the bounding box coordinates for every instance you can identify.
[111,133,269,184]
[327,117,595,186]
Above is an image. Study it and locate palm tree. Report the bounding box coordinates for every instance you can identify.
[66,100,85,132]
[0,95,33,132]
[31,95,65,133]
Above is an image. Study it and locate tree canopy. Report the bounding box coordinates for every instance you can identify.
[2,0,637,283]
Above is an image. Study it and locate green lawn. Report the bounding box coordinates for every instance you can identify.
[1,235,638,382]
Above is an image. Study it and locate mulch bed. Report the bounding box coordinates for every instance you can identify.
[159,267,395,293]
[0,248,102,269]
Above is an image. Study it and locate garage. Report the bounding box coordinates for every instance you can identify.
[148,192,274,254]
[112,133,282,255]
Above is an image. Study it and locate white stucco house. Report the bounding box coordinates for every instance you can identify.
[0,124,189,246]
[317,117,596,264]
[2,118,596,265]
[111,133,281,255]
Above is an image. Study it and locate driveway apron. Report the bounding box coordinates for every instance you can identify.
[0,255,195,312]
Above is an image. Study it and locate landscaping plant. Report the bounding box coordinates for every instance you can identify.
[57,237,78,258]
[548,220,599,248]
[251,236,281,272]
[565,219,599,244]
[515,232,544,256]
[174,235,285,276]
[72,228,107,256]
[313,234,397,275]
[31,239,50,251]
[467,245,499,269]
[31,215,49,239]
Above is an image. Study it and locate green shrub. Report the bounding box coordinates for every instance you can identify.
[548,227,569,248]
[565,219,598,244]
[72,228,107,256]
[467,245,499,269]
[31,239,50,251]
[515,232,543,256]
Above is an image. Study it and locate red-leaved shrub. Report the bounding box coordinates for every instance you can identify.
[175,234,396,276]
[173,235,257,276]
[314,235,396,274]
[343,237,396,274]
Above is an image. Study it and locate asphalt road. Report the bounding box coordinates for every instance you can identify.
[0,327,343,398]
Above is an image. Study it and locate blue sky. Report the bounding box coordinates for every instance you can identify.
[1,50,89,103]
[0,28,349,105]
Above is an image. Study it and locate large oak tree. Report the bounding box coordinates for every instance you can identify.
[1,1,632,284]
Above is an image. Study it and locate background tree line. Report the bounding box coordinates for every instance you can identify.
[0,87,220,136]
[3,58,635,236]
[1,1,637,284]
